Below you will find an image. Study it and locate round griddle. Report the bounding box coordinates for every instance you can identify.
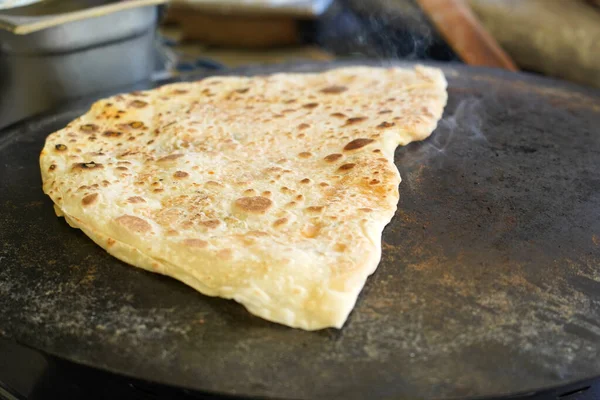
[1,61,599,400]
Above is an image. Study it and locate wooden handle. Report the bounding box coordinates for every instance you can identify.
[416,0,518,71]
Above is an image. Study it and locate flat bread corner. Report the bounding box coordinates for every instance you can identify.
[39,65,447,330]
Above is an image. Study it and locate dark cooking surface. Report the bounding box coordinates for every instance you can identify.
[1,61,600,400]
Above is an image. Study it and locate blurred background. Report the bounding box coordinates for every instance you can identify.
[0,0,599,128]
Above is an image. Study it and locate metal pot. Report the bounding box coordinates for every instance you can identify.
[0,3,161,128]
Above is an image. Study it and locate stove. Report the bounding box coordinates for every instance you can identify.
[1,337,599,400]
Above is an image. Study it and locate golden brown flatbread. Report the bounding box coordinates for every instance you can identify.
[40,66,447,330]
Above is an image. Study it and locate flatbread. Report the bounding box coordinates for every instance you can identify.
[39,66,447,330]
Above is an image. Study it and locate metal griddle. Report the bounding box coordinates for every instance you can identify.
[1,61,599,400]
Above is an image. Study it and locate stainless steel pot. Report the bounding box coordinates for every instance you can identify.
[0,3,161,128]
